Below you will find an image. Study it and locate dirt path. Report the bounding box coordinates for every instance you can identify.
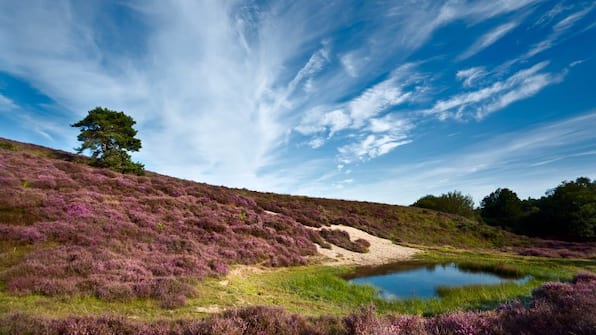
[309,224,421,266]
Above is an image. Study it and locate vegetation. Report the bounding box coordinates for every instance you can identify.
[1,273,594,334]
[0,139,320,307]
[480,177,596,241]
[319,229,369,253]
[480,188,524,229]
[72,107,145,175]
[241,189,524,249]
[1,137,595,334]
[412,191,476,219]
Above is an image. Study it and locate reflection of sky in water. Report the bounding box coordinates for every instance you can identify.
[349,263,529,300]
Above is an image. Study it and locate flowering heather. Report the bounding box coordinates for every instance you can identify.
[0,142,322,306]
[319,229,369,253]
[514,240,596,259]
[239,189,531,248]
[1,274,594,334]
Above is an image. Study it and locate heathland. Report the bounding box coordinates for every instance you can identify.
[0,137,594,334]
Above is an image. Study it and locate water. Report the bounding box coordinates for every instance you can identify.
[346,262,529,300]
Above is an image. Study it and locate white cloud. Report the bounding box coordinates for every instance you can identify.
[323,110,352,136]
[0,93,17,110]
[340,53,360,78]
[320,111,596,205]
[295,63,421,161]
[0,0,588,199]
[368,114,413,134]
[0,0,352,191]
[459,21,518,60]
[308,137,325,149]
[426,61,563,121]
[553,6,593,32]
[338,134,411,163]
[286,46,330,97]
[456,67,487,87]
[526,5,593,58]
[347,78,411,128]
[533,3,569,28]
[569,59,586,67]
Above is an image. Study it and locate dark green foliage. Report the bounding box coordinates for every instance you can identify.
[538,177,596,241]
[480,188,523,229]
[412,191,476,219]
[71,107,144,175]
[480,178,595,241]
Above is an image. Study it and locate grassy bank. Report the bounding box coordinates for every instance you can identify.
[2,248,593,321]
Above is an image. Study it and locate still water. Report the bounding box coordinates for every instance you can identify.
[346,262,528,300]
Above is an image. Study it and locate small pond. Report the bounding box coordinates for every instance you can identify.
[345,262,529,300]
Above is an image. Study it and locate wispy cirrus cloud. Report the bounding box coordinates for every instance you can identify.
[526,4,594,58]
[338,135,412,164]
[425,61,564,121]
[456,67,488,87]
[0,93,16,110]
[338,114,414,163]
[0,0,591,203]
[458,21,519,60]
[314,111,596,205]
[296,63,423,162]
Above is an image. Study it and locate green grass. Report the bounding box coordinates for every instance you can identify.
[1,240,594,321]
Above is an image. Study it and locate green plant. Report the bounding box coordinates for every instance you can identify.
[71,107,144,175]
[0,142,16,151]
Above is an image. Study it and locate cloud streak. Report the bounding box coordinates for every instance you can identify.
[317,111,596,205]
[459,21,519,60]
[0,0,591,203]
[0,93,16,110]
[425,61,564,121]
[526,4,594,58]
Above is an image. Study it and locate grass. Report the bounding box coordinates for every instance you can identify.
[1,136,594,327]
[2,247,592,321]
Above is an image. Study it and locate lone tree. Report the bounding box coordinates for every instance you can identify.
[72,107,144,175]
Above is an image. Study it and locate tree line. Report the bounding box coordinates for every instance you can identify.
[412,178,595,242]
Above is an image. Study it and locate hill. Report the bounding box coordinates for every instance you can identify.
[0,137,531,305]
[1,137,596,334]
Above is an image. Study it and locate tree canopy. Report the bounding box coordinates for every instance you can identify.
[72,107,144,175]
[480,188,523,229]
[479,177,595,241]
[412,191,475,219]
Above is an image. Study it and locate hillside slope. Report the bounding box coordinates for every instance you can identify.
[0,137,525,307]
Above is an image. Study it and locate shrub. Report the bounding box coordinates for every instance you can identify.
[413,191,476,219]
[320,229,369,253]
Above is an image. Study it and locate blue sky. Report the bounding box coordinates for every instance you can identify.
[1,0,595,205]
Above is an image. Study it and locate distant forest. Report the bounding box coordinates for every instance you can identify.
[413,177,595,242]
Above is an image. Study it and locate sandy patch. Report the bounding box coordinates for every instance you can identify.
[195,305,222,314]
[310,224,420,266]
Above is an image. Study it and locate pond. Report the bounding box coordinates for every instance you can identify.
[345,262,529,300]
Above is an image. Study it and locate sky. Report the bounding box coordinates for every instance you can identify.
[0,0,595,206]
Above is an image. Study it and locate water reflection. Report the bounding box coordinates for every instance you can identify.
[346,262,529,300]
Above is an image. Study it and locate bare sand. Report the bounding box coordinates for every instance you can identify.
[309,224,421,266]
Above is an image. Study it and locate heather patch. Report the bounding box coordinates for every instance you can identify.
[0,147,322,306]
[0,274,594,334]
[240,189,529,248]
[319,229,369,253]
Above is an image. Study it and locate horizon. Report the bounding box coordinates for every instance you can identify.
[1,0,595,205]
